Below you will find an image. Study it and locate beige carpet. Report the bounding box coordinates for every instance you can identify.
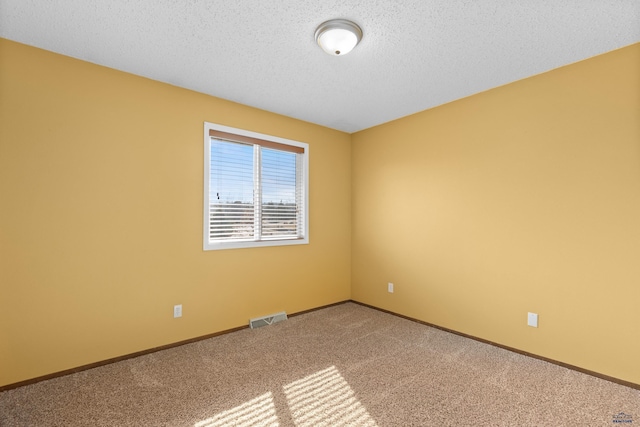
[1,302,638,426]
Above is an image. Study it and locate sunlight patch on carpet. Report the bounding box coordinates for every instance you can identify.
[195,392,279,427]
[283,366,378,427]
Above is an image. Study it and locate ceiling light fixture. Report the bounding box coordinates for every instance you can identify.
[315,19,362,56]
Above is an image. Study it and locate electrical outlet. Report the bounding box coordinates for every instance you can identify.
[174,304,182,318]
[388,282,394,293]
[527,312,538,328]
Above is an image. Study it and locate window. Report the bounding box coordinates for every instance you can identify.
[203,122,309,250]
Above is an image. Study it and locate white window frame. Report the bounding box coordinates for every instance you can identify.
[203,122,309,251]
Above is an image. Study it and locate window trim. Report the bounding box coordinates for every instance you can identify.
[203,122,309,251]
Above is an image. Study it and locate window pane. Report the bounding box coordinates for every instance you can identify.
[204,122,308,251]
[209,140,255,240]
[261,148,299,238]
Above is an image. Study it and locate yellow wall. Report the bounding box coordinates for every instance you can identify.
[352,43,640,384]
[0,39,352,387]
[2,36,639,388]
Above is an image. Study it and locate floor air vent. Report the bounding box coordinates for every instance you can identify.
[249,311,288,329]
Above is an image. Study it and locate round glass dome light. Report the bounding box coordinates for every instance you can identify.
[315,19,363,56]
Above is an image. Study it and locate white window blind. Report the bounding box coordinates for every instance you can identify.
[260,147,303,239]
[208,140,255,240]
[204,123,309,251]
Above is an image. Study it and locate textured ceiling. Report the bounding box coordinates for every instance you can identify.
[1,0,638,133]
